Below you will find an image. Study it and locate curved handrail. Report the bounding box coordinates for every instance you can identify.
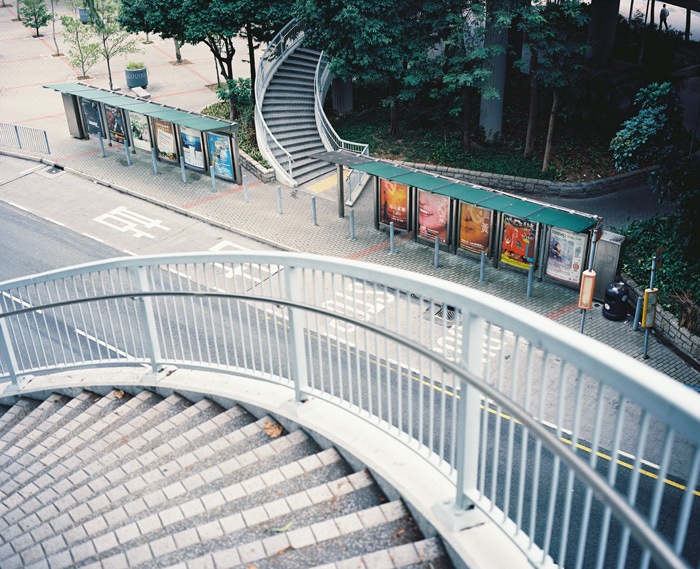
[313,52,370,202]
[254,20,305,185]
[1,252,698,569]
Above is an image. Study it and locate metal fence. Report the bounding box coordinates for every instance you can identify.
[0,122,51,154]
[0,252,698,569]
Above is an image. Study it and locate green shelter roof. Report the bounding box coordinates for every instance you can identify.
[314,150,599,233]
[44,83,237,133]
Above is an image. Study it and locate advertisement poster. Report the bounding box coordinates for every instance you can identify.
[500,214,536,269]
[418,190,450,243]
[179,126,204,170]
[379,179,409,229]
[81,99,103,137]
[129,111,151,152]
[206,132,234,180]
[154,119,177,162]
[104,105,126,144]
[459,203,491,254]
[546,227,586,284]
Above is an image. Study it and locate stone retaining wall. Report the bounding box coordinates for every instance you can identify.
[396,161,652,198]
[622,272,700,364]
[240,149,275,183]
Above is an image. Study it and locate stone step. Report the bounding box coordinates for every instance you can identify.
[0,398,238,537]
[0,389,443,569]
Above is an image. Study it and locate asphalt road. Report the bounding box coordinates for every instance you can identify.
[0,176,697,569]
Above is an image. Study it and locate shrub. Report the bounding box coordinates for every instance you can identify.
[126,61,145,69]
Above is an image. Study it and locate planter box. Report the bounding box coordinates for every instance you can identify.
[125,67,148,89]
[78,7,90,23]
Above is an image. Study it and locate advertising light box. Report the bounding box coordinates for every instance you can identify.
[546,227,586,284]
[459,202,491,254]
[206,132,235,181]
[501,214,536,269]
[379,179,409,230]
[153,119,177,163]
[104,105,126,144]
[180,126,205,171]
[128,111,152,152]
[418,190,450,244]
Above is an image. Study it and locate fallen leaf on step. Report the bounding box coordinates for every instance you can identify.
[273,519,294,533]
[114,390,124,399]
[247,564,257,569]
[278,546,293,555]
[263,420,283,438]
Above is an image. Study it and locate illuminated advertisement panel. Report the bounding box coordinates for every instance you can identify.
[379,179,409,229]
[81,99,103,137]
[129,111,151,152]
[180,126,205,170]
[418,190,450,243]
[104,105,126,144]
[501,214,536,269]
[459,202,491,254]
[206,132,235,181]
[153,119,177,162]
[546,227,586,284]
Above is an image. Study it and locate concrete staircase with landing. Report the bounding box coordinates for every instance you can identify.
[262,47,335,186]
[0,388,451,568]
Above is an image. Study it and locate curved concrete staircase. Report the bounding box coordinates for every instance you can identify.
[261,47,335,186]
[0,388,451,569]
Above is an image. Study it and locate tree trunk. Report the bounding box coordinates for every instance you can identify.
[586,0,620,67]
[387,75,399,137]
[229,92,238,121]
[246,23,256,106]
[461,85,472,151]
[104,37,114,90]
[174,39,182,63]
[50,0,61,55]
[542,89,559,172]
[523,51,538,159]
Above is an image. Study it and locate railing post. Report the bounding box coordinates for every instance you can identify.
[135,267,162,373]
[284,265,309,403]
[14,125,21,149]
[0,319,19,385]
[454,311,484,512]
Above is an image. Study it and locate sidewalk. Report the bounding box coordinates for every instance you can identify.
[1,3,697,386]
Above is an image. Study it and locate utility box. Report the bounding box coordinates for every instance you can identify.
[592,231,626,301]
[61,93,86,139]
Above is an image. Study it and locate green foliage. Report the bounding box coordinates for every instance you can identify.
[202,99,270,168]
[215,78,252,108]
[88,0,140,89]
[125,60,144,69]
[19,0,52,36]
[619,215,700,329]
[610,82,681,171]
[60,15,101,78]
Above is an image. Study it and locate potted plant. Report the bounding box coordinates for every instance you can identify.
[78,6,90,23]
[125,60,148,88]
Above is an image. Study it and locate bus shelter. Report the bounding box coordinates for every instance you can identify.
[315,151,601,289]
[45,83,242,183]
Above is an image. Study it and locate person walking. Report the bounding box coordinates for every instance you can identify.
[659,4,669,31]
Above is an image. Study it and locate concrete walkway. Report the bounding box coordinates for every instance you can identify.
[0,3,697,387]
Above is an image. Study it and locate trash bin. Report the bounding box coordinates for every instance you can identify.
[602,282,629,321]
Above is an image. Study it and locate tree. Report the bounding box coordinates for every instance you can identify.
[436,2,500,151]
[298,0,437,137]
[61,15,100,78]
[516,0,588,171]
[610,82,699,250]
[19,0,52,37]
[89,0,140,90]
[48,0,62,55]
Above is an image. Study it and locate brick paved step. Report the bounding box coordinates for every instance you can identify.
[0,389,448,569]
[0,390,168,509]
[0,391,97,470]
[0,398,40,441]
[0,397,236,539]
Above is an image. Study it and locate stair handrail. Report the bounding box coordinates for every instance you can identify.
[0,251,697,569]
[314,52,370,202]
[254,19,306,185]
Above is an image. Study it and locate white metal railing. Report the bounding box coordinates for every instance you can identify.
[314,52,371,203]
[1,252,698,569]
[0,122,51,154]
[254,20,306,185]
